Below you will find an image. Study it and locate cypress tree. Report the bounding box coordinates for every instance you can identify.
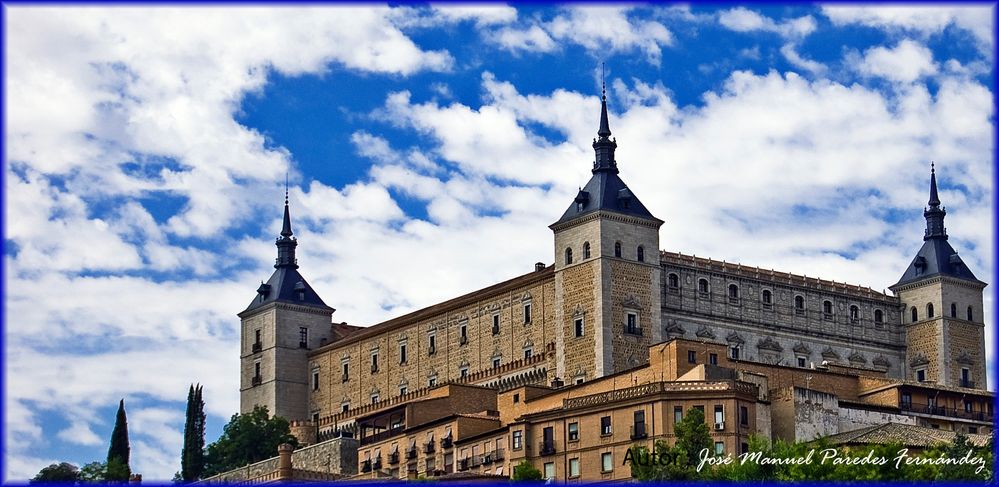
[106,399,131,481]
[182,384,206,481]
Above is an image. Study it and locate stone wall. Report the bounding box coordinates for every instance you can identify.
[838,406,916,433]
[771,387,839,442]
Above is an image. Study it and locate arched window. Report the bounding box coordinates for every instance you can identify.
[728,284,739,299]
[762,290,772,305]
[911,306,918,322]
[614,241,622,258]
[874,309,884,324]
[967,306,974,321]
[583,242,591,259]
[926,303,934,318]
[823,300,833,319]
[950,303,957,318]
[794,295,805,315]
[698,278,709,294]
[637,246,645,262]
[667,273,679,289]
[849,305,859,323]
[564,247,573,265]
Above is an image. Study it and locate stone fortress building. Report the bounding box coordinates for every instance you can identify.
[230,87,991,481]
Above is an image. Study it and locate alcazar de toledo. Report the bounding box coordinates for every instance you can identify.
[209,91,992,482]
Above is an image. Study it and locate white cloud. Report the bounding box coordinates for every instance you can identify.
[854,39,938,83]
[489,6,672,65]
[780,43,827,77]
[719,7,817,39]
[822,5,995,53]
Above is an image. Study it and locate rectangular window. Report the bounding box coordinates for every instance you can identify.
[574,318,584,337]
[524,349,532,360]
[730,347,740,360]
[400,344,407,364]
[312,370,320,391]
[493,314,499,329]
[688,350,697,364]
[714,405,724,424]
[674,406,682,425]
[371,394,379,404]
[312,412,320,423]
[254,361,261,378]
[428,376,437,387]
[371,354,379,373]
[254,329,261,345]
[965,400,973,413]
[512,430,523,450]
[492,357,501,369]
[916,369,926,382]
[797,356,807,368]
[524,304,532,324]
[568,458,580,477]
[568,422,579,441]
[342,403,349,413]
[600,416,612,435]
[299,327,309,348]
[399,385,407,395]
[626,313,637,333]
[709,353,718,365]
[901,392,912,407]
[740,406,748,426]
[342,362,349,381]
[460,323,468,338]
[429,334,436,354]
[543,462,555,480]
[601,452,612,472]
[714,442,724,456]
[460,367,468,378]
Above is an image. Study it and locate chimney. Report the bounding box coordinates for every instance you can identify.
[551,377,564,389]
[535,262,546,272]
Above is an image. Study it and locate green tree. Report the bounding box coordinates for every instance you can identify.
[202,405,298,477]
[30,463,79,483]
[106,399,131,481]
[674,407,712,461]
[181,383,206,481]
[629,408,712,481]
[511,460,543,481]
[78,461,107,482]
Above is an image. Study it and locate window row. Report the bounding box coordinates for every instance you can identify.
[564,241,646,265]
[909,303,974,323]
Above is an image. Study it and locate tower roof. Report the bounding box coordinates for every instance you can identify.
[892,164,981,288]
[553,88,660,226]
[241,193,332,315]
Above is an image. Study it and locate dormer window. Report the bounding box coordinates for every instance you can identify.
[294,281,306,301]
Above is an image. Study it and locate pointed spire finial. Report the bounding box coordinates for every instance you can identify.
[928,161,940,207]
[597,64,611,139]
[601,62,606,101]
[281,177,293,238]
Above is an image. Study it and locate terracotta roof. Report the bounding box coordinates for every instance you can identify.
[824,422,991,448]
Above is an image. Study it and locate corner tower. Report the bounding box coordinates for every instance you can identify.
[889,164,987,389]
[550,88,663,383]
[239,192,335,420]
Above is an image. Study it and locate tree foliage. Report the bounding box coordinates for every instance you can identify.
[511,460,543,481]
[202,405,298,477]
[628,406,711,480]
[106,399,131,481]
[78,462,107,483]
[31,463,79,483]
[181,383,206,481]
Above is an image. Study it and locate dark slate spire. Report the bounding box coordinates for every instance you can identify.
[592,75,618,174]
[923,162,947,241]
[275,190,298,269]
[892,163,981,288]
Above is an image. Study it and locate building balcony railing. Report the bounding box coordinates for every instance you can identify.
[900,402,987,421]
[961,380,976,388]
[630,423,648,440]
[425,442,436,454]
[361,460,372,473]
[360,425,406,446]
[493,448,505,461]
[388,452,399,465]
[457,458,469,471]
[372,457,382,471]
[407,447,418,460]
[539,441,556,456]
[251,342,262,353]
[440,437,453,449]
[623,324,643,336]
[251,375,261,386]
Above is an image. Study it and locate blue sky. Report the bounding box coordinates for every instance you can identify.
[4,3,995,481]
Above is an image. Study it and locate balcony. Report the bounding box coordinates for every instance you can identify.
[440,437,453,449]
[457,458,469,471]
[251,342,262,353]
[251,375,262,386]
[623,324,643,336]
[539,441,556,456]
[493,448,505,461]
[359,425,405,446]
[900,402,987,422]
[482,453,494,465]
[388,452,399,465]
[630,423,648,440]
[361,460,372,473]
[372,457,382,471]
[407,447,418,460]
[961,380,976,388]
[425,442,436,454]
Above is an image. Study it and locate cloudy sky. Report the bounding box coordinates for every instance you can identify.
[4,3,994,481]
